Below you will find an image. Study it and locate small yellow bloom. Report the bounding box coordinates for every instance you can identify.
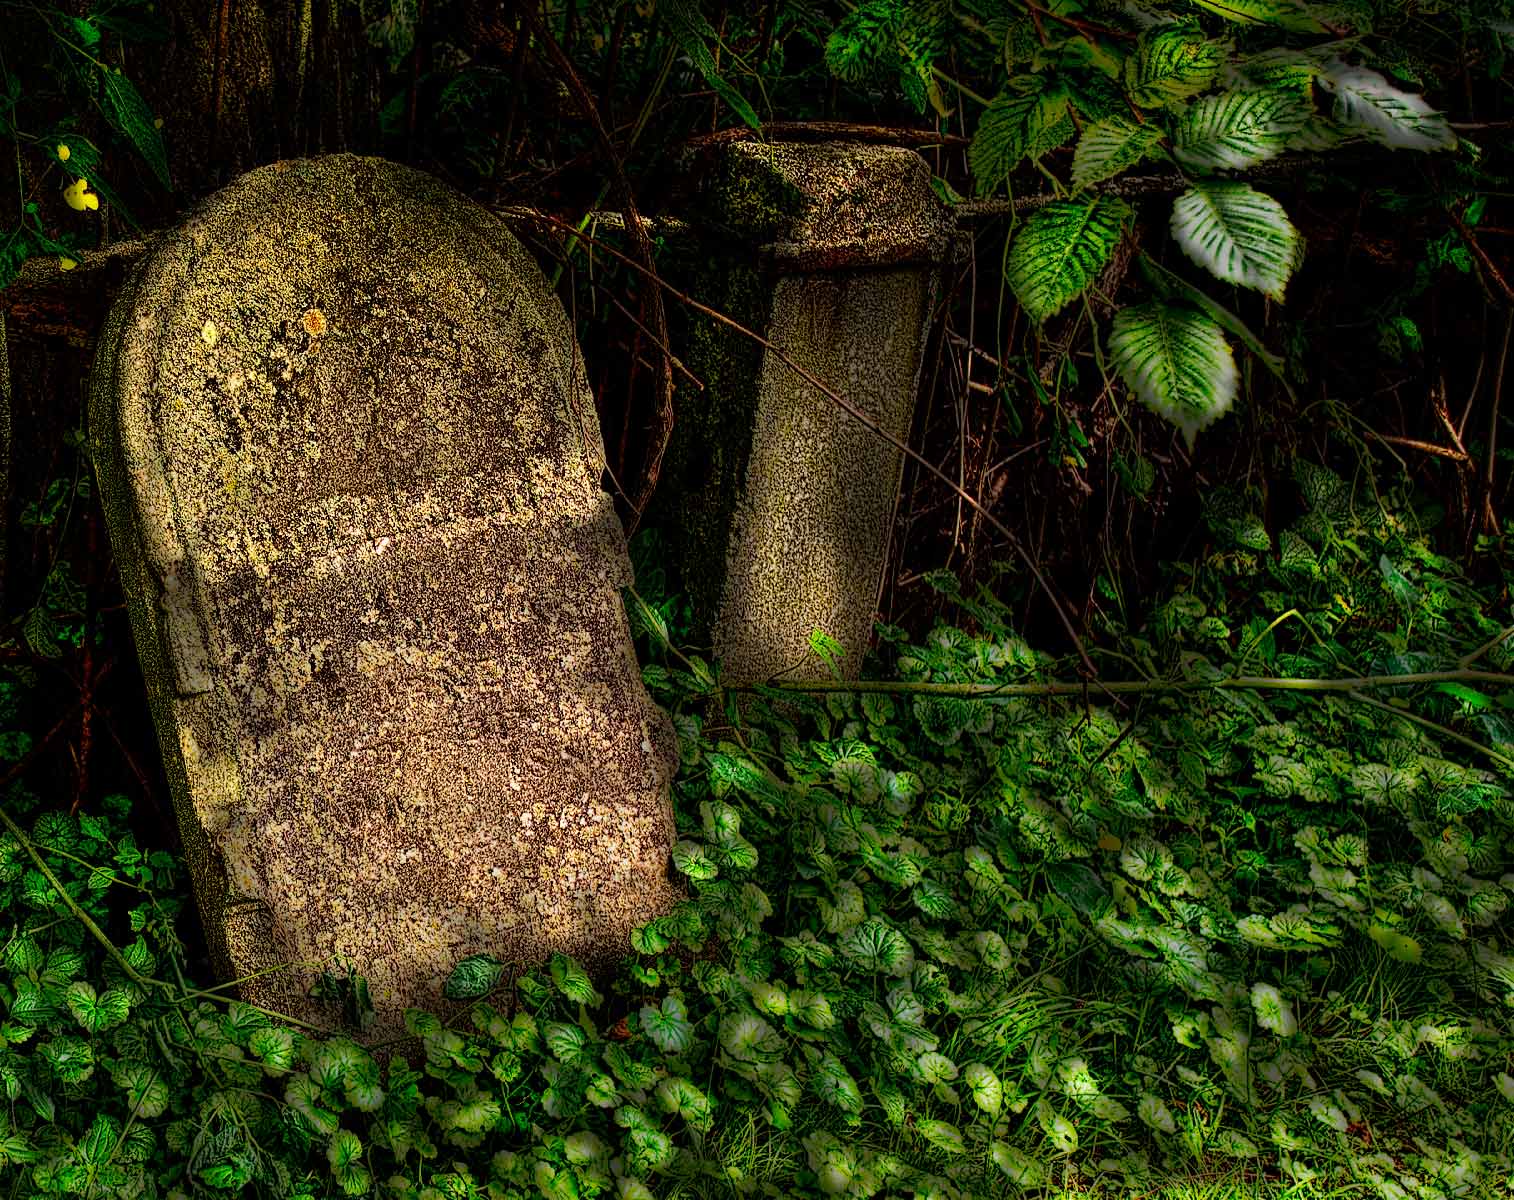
[59,257,78,271]
[63,178,100,212]
[153,117,163,129]
[56,144,71,162]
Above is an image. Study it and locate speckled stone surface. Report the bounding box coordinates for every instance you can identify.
[697,143,950,685]
[716,268,935,685]
[90,154,677,1038]
[724,140,954,271]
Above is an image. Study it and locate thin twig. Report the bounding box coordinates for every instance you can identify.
[1019,0,1136,40]
[1347,689,1514,772]
[1459,625,1514,669]
[755,667,1514,698]
[1368,432,1468,463]
[594,282,705,390]
[1481,307,1514,533]
[521,11,674,525]
[682,121,968,150]
[1449,206,1514,307]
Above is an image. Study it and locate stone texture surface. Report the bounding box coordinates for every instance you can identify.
[666,141,951,684]
[724,141,955,270]
[90,154,677,1037]
[716,267,937,685]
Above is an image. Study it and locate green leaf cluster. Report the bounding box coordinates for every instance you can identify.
[5,462,1514,1197]
[821,0,1471,445]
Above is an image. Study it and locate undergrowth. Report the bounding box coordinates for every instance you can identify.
[2,458,1514,1198]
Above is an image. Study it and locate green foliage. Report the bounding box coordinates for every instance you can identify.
[1005,197,1132,324]
[5,465,1514,1194]
[1169,180,1303,300]
[1108,302,1239,446]
[0,0,170,287]
[818,0,1477,443]
[967,79,1073,196]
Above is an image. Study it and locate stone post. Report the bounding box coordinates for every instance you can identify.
[656,141,952,685]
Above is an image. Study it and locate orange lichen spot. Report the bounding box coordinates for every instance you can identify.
[63,178,99,212]
[302,308,327,336]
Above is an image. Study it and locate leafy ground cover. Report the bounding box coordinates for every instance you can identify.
[1,457,1513,1199]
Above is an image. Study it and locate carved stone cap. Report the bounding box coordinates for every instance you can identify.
[693,141,954,272]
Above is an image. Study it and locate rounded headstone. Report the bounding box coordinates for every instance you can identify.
[91,154,677,1036]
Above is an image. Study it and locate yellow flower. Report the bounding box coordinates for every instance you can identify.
[63,178,99,212]
[56,144,70,162]
[59,257,78,271]
[153,117,163,129]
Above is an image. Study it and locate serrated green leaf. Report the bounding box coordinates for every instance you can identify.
[970,81,1074,195]
[443,953,505,1000]
[100,70,171,189]
[840,919,916,977]
[917,1118,965,1154]
[1126,29,1229,108]
[630,920,671,956]
[912,878,958,919]
[963,1062,1004,1115]
[78,1113,120,1165]
[544,1020,593,1066]
[1319,60,1456,151]
[813,1052,863,1113]
[640,994,695,1054]
[1170,180,1303,298]
[65,981,130,1032]
[32,812,78,852]
[1072,117,1167,191]
[1109,302,1238,445]
[40,1035,94,1083]
[549,953,602,1006]
[656,1075,714,1130]
[916,1051,958,1084]
[3,936,43,975]
[1190,0,1326,30]
[113,1062,170,1118]
[250,1025,296,1072]
[672,840,719,881]
[992,1141,1046,1185]
[1007,197,1131,324]
[1173,88,1306,170]
[404,1008,442,1038]
[1036,1097,1080,1153]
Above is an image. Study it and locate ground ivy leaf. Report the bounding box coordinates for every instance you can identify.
[639,994,694,1054]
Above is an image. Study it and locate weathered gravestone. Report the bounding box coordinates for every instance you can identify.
[657,141,953,685]
[91,154,677,1037]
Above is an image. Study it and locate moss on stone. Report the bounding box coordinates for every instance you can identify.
[648,245,772,643]
[698,150,807,242]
